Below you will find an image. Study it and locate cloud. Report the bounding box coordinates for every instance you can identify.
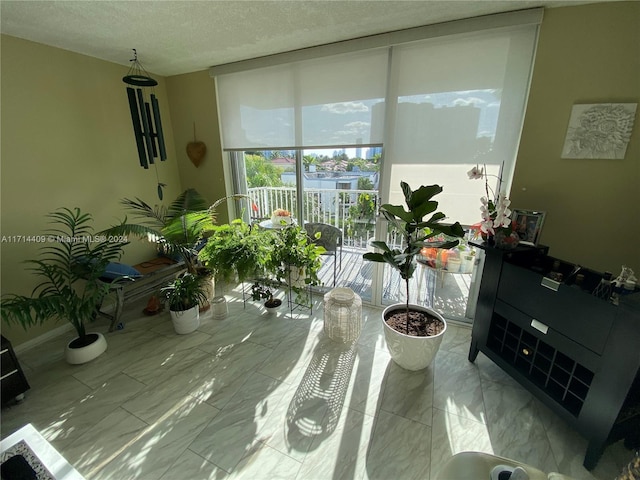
[453,97,486,107]
[321,102,369,114]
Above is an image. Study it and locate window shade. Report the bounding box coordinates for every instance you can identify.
[217,48,388,150]
[384,26,539,225]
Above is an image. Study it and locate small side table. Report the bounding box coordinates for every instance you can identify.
[323,288,362,343]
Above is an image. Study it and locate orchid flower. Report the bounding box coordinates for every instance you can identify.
[467,166,484,180]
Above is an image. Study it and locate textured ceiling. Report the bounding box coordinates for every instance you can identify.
[1,0,601,77]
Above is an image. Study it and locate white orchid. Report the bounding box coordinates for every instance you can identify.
[467,166,484,180]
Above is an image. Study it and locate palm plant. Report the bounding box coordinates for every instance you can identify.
[1,208,128,343]
[363,181,465,333]
[103,189,214,274]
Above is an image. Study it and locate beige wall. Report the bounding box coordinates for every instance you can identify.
[166,71,229,224]
[0,35,183,345]
[511,1,640,274]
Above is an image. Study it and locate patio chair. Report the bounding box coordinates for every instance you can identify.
[304,222,343,286]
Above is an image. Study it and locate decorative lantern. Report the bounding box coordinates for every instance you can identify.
[323,287,362,343]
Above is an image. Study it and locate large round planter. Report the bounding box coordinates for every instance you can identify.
[382,304,447,371]
[170,305,200,334]
[65,332,107,365]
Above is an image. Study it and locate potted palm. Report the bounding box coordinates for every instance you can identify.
[161,273,208,334]
[363,181,464,370]
[1,208,128,364]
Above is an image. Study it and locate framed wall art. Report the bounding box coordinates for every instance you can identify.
[561,103,637,159]
[512,209,546,246]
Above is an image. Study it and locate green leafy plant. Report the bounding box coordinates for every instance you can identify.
[161,273,208,312]
[104,189,214,274]
[198,219,272,285]
[363,181,465,332]
[1,208,128,342]
[267,224,325,288]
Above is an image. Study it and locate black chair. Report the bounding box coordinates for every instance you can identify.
[304,222,343,286]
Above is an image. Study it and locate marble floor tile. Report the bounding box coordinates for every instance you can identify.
[342,343,391,418]
[1,291,625,480]
[92,396,219,480]
[364,410,432,480]
[481,377,558,474]
[189,341,273,409]
[159,449,228,480]
[297,407,375,480]
[429,407,493,478]
[61,407,148,476]
[229,441,302,479]
[380,360,434,426]
[433,349,485,424]
[189,372,286,472]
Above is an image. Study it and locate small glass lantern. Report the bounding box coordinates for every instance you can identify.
[323,287,362,343]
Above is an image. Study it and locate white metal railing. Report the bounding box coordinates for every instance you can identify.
[247,186,380,249]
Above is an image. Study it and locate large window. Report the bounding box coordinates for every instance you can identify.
[212,9,541,312]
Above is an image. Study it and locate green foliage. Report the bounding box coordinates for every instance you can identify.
[346,192,376,239]
[267,225,325,286]
[246,154,284,187]
[198,219,272,284]
[161,273,208,312]
[103,189,215,274]
[363,181,465,324]
[357,177,374,190]
[1,208,128,339]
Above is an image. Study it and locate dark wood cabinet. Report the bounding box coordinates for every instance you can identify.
[468,243,640,470]
[1,335,30,406]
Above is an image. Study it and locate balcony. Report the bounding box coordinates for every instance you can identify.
[246,186,474,321]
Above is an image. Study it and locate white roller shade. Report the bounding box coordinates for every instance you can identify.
[217,48,388,150]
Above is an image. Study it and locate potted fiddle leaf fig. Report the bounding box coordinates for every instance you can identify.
[363,181,464,370]
[1,208,129,364]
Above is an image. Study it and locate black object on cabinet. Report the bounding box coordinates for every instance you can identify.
[468,243,640,470]
[1,335,30,406]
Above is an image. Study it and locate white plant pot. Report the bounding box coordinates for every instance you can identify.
[65,332,107,365]
[287,265,306,288]
[271,214,293,227]
[382,304,447,371]
[170,305,200,334]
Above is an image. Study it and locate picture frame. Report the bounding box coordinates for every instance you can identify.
[512,210,546,246]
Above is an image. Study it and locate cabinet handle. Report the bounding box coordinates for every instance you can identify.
[531,319,549,334]
[1,369,18,381]
[0,348,8,355]
[541,277,560,291]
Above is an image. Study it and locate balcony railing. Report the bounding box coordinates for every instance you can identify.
[247,186,380,249]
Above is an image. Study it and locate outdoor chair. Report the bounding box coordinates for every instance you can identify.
[304,222,343,286]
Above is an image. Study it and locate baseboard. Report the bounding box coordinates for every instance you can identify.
[13,323,74,355]
[13,301,117,355]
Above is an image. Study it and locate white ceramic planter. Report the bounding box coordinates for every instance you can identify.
[170,305,200,334]
[287,265,306,288]
[65,332,107,365]
[382,304,447,371]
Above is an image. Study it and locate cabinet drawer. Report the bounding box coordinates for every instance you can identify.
[498,262,613,354]
[1,348,17,377]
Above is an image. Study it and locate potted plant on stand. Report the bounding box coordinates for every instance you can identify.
[363,181,464,370]
[268,225,325,305]
[161,273,208,334]
[1,208,128,364]
[198,219,272,317]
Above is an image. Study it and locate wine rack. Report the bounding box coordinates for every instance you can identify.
[487,314,594,416]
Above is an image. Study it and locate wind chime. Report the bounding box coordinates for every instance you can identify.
[123,49,167,200]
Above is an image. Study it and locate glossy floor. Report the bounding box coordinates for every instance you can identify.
[0,293,631,480]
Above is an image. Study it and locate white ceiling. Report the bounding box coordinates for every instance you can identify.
[1,0,601,77]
